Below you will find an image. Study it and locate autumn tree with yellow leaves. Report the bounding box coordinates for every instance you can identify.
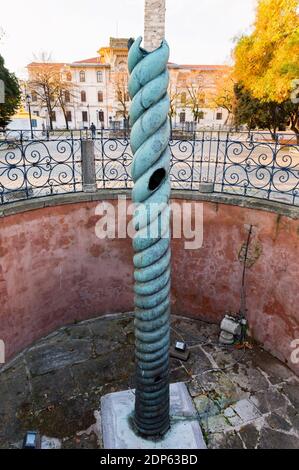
[233,0,299,140]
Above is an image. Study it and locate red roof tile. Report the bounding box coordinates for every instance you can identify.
[73,57,101,64]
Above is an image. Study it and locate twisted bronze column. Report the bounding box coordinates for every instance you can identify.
[128,37,171,437]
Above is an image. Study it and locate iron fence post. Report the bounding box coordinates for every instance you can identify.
[82,139,97,193]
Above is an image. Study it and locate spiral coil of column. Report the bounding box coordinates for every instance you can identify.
[128,37,171,437]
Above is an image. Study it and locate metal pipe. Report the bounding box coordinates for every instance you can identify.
[128,37,171,438]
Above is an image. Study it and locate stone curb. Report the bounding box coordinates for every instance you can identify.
[1,190,299,219]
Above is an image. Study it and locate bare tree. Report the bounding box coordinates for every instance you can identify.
[56,82,77,130]
[114,71,130,124]
[168,82,179,135]
[28,53,75,130]
[186,77,205,124]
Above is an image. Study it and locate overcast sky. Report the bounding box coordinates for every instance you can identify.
[0,0,257,78]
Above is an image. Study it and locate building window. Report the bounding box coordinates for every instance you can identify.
[216,112,223,120]
[66,111,72,122]
[33,111,39,117]
[82,111,88,122]
[31,92,38,102]
[179,112,186,123]
[65,91,70,103]
[181,92,187,105]
[81,91,86,102]
[97,71,103,83]
[66,72,72,81]
[98,91,103,102]
[98,110,104,123]
[51,111,56,122]
[79,71,86,82]
[198,111,204,120]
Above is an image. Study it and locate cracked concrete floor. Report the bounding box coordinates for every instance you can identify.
[0,313,298,449]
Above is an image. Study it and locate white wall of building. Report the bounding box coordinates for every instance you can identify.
[27,41,230,131]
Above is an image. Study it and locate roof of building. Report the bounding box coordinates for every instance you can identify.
[27,59,231,72]
[72,57,101,64]
[27,62,66,67]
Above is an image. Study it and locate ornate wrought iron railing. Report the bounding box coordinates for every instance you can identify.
[0,129,298,206]
[0,132,82,204]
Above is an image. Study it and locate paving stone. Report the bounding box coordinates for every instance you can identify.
[171,318,218,346]
[203,343,248,370]
[25,337,92,375]
[265,412,292,432]
[181,346,213,375]
[64,324,91,340]
[26,396,96,439]
[0,362,31,437]
[2,362,30,402]
[229,363,269,394]
[232,399,261,423]
[202,415,232,434]
[281,382,299,409]
[169,367,190,383]
[62,431,100,449]
[249,386,290,414]
[223,407,236,418]
[238,423,260,449]
[188,371,246,409]
[193,395,220,418]
[0,381,23,443]
[208,431,244,449]
[31,368,77,407]
[250,348,295,385]
[90,318,132,355]
[169,356,184,370]
[285,405,299,432]
[226,414,243,427]
[71,346,135,392]
[257,427,299,449]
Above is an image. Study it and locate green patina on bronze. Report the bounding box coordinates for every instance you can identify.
[128,37,171,437]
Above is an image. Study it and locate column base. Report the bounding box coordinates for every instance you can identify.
[100,382,207,449]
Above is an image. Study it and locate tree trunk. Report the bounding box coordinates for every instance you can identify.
[169,115,173,140]
[46,101,53,131]
[63,110,69,130]
[290,123,299,145]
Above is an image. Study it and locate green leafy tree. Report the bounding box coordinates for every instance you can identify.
[234,83,292,140]
[0,54,21,129]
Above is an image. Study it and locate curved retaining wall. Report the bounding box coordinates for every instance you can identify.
[0,191,298,375]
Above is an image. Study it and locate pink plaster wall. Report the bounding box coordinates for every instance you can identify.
[0,198,298,375]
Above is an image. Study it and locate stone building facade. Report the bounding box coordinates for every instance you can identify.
[26,37,231,130]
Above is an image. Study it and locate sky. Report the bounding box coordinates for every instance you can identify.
[0,0,257,78]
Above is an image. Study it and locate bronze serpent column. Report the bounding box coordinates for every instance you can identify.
[128,37,171,437]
